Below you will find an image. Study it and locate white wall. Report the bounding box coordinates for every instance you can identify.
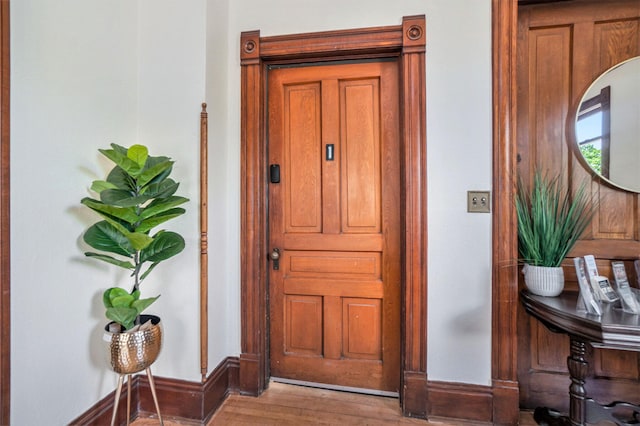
[11,0,207,424]
[205,0,238,370]
[136,0,207,380]
[10,0,492,423]
[423,2,492,384]
[223,0,493,385]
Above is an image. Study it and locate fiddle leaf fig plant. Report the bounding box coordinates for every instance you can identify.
[81,143,188,331]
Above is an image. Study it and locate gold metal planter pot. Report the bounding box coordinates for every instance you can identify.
[104,315,164,426]
[106,314,162,374]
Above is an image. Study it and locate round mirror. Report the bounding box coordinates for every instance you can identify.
[574,56,640,192]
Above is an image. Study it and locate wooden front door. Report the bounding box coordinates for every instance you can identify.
[267,60,401,392]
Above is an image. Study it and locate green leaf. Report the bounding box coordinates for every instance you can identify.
[106,167,135,191]
[132,295,160,315]
[81,198,139,225]
[136,160,174,189]
[141,179,179,199]
[90,180,118,193]
[516,170,596,267]
[125,232,154,251]
[85,252,135,270]
[141,156,174,192]
[136,208,186,233]
[103,287,130,308]
[99,144,143,177]
[111,294,135,308]
[100,215,136,239]
[100,189,152,208]
[83,221,135,257]
[579,145,602,174]
[144,155,171,174]
[127,144,148,168]
[140,196,189,220]
[110,143,129,156]
[139,262,160,281]
[105,306,138,330]
[140,231,185,263]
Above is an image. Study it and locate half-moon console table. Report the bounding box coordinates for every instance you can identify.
[520,290,640,426]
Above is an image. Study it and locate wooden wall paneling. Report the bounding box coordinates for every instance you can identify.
[530,318,567,373]
[491,0,521,424]
[593,348,639,380]
[426,381,493,422]
[518,25,570,177]
[0,1,9,424]
[516,0,640,412]
[71,357,240,425]
[523,370,571,411]
[589,184,635,240]
[593,18,640,70]
[587,18,640,241]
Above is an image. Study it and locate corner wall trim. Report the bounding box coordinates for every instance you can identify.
[69,356,240,425]
[427,380,493,423]
[490,0,520,424]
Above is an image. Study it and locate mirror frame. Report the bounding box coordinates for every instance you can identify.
[569,55,640,192]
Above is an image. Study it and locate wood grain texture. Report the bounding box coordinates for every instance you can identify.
[133,381,532,425]
[239,16,428,416]
[516,0,640,412]
[200,103,208,381]
[399,15,429,419]
[239,29,269,397]
[427,381,493,423]
[268,61,400,392]
[71,357,239,425]
[491,0,521,424]
[207,381,522,426]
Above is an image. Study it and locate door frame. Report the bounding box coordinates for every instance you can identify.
[239,15,428,417]
[490,0,519,424]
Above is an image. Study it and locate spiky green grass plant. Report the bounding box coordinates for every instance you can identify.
[516,170,595,267]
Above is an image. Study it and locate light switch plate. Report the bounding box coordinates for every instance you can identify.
[467,191,491,213]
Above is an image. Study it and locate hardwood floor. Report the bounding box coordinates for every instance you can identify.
[133,381,537,425]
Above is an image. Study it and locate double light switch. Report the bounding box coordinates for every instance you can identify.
[467,191,491,213]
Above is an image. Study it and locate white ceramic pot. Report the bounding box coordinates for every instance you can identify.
[522,264,564,297]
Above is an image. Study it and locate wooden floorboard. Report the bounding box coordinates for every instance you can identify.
[132,381,538,425]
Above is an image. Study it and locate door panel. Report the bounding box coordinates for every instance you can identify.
[341,78,381,233]
[284,82,322,233]
[268,61,400,392]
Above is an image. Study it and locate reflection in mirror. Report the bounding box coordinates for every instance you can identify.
[574,56,640,192]
[577,85,610,177]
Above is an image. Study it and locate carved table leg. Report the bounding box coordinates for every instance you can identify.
[567,337,588,426]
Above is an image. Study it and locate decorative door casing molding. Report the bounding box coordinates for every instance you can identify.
[239,5,524,421]
[239,15,428,418]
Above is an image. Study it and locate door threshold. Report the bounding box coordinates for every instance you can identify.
[270,377,399,398]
